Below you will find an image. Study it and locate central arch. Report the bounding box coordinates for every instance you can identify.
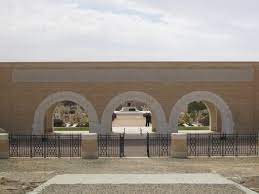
[101,91,168,133]
[169,91,234,134]
[32,91,99,134]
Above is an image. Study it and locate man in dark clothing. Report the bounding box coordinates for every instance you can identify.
[145,113,151,127]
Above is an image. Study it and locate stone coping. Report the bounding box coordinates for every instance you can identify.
[0,133,8,140]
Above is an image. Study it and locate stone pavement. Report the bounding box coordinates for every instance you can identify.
[30,173,256,194]
[112,126,152,133]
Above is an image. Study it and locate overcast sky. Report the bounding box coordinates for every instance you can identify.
[1,0,259,61]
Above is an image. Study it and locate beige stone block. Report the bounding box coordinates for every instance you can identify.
[81,133,98,159]
[171,133,187,158]
[0,133,9,159]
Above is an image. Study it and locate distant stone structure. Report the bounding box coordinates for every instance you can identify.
[0,62,257,134]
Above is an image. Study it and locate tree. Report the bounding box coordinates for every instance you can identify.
[187,101,209,125]
[188,101,207,113]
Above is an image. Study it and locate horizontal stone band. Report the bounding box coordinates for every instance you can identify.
[12,68,253,82]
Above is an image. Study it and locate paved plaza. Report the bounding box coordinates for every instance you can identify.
[30,173,255,194]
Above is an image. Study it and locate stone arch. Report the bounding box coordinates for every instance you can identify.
[169,91,234,133]
[32,91,99,134]
[203,101,221,132]
[101,91,168,133]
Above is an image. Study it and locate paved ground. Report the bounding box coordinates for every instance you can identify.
[31,174,254,194]
[124,138,147,156]
[54,131,89,134]
[38,184,246,194]
[1,158,259,193]
[178,130,214,133]
[37,173,236,184]
[112,114,153,133]
[113,126,152,133]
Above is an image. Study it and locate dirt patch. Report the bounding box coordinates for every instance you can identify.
[237,176,259,193]
[0,177,41,194]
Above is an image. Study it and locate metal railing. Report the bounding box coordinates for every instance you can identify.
[9,134,81,158]
[97,134,124,157]
[147,133,171,157]
[187,133,258,156]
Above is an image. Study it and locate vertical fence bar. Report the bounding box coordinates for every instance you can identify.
[222,134,224,157]
[194,134,197,156]
[119,134,123,157]
[147,133,150,157]
[257,133,258,156]
[235,133,238,156]
[106,134,108,157]
[9,134,12,157]
[44,134,47,158]
[8,134,10,157]
[18,135,20,157]
[208,134,211,157]
[30,135,32,158]
[58,135,61,158]
[79,134,81,157]
[122,134,124,157]
[169,133,171,156]
[158,134,161,156]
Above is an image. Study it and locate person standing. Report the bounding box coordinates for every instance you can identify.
[145,113,151,127]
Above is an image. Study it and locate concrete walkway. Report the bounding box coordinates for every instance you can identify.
[30,173,256,194]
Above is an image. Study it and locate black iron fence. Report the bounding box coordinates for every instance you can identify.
[9,134,81,157]
[147,133,171,157]
[187,133,258,156]
[97,134,124,157]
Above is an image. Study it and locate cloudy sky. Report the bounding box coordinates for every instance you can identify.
[1,0,259,61]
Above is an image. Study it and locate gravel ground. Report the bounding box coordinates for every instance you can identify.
[40,184,245,194]
[0,157,259,193]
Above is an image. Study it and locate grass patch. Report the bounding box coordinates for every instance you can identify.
[54,127,89,131]
[178,126,209,131]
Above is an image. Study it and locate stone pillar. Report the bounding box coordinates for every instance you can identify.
[44,104,56,134]
[81,133,98,159]
[0,133,9,159]
[171,133,187,158]
[204,101,218,132]
[217,110,222,132]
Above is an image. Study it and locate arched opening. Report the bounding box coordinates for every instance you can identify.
[32,91,99,134]
[48,101,90,133]
[101,91,168,134]
[177,101,222,133]
[169,91,234,134]
[112,101,154,134]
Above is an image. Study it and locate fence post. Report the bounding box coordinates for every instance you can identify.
[58,135,61,158]
[43,135,46,158]
[120,134,124,157]
[257,133,258,156]
[106,134,108,157]
[208,134,211,157]
[81,133,98,159]
[171,133,187,158]
[235,133,238,156]
[147,133,149,157]
[30,135,33,158]
[0,133,9,159]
